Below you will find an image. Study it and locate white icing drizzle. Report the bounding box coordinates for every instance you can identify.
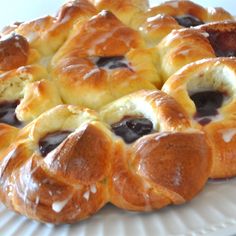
[83,190,90,201]
[221,129,236,143]
[146,14,165,23]
[83,184,97,201]
[7,185,13,197]
[87,23,133,55]
[83,68,100,80]
[90,184,97,194]
[52,197,70,213]
[155,132,170,141]
[179,49,191,56]
[173,165,182,186]
[200,32,209,38]
[35,196,40,205]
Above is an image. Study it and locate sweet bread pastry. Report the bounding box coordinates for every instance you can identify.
[0,65,61,157]
[158,21,236,80]
[88,0,149,27]
[162,58,236,179]
[0,65,62,123]
[100,90,211,211]
[1,0,97,67]
[0,105,112,223]
[0,0,233,225]
[0,91,211,223]
[136,0,233,46]
[51,10,161,109]
[0,34,29,71]
[196,21,236,57]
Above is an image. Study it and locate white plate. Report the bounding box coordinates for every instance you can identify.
[0,1,236,236]
[1,179,236,236]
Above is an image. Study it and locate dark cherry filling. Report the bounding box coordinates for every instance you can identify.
[0,100,22,127]
[111,117,153,143]
[39,131,71,157]
[174,14,204,28]
[96,56,129,70]
[190,90,226,126]
[207,31,236,57]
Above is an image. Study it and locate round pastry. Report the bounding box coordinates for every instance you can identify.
[162,57,236,179]
[88,0,149,27]
[51,11,161,109]
[0,65,62,156]
[135,0,233,46]
[196,21,236,57]
[0,33,30,71]
[100,90,211,211]
[0,105,112,223]
[1,0,97,67]
[0,0,233,225]
[157,27,215,80]
[0,65,62,123]
[157,21,236,81]
[0,90,212,223]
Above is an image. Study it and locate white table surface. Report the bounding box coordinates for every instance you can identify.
[0,0,235,29]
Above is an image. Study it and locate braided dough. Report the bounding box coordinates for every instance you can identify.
[0,0,235,224]
[136,0,233,46]
[0,91,211,223]
[158,21,236,80]
[163,58,236,178]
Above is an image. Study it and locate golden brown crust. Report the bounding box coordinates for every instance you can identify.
[101,90,211,210]
[0,34,29,71]
[133,132,211,201]
[52,56,156,109]
[0,124,19,155]
[0,65,62,123]
[12,0,97,56]
[0,90,212,222]
[100,90,191,130]
[0,0,97,69]
[0,0,233,224]
[157,21,236,81]
[135,0,233,46]
[88,0,149,27]
[0,105,112,223]
[51,12,161,109]
[52,10,145,62]
[162,58,236,178]
[157,28,216,81]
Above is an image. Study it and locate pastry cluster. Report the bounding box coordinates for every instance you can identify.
[0,0,235,223]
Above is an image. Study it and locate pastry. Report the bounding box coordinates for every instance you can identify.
[0,0,234,225]
[100,90,211,211]
[0,0,97,67]
[0,65,61,156]
[51,10,161,109]
[88,0,149,27]
[135,0,233,46]
[196,21,236,57]
[162,58,236,178]
[0,91,211,223]
[158,21,236,80]
[0,105,111,223]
